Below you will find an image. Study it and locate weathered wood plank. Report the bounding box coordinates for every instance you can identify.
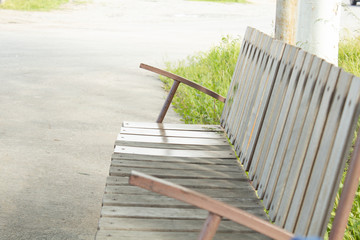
[98,217,267,233]
[226,30,265,142]
[122,122,223,131]
[230,33,273,148]
[109,166,246,180]
[308,74,360,236]
[270,57,329,225]
[105,185,258,198]
[114,146,237,159]
[101,206,207,219]
[285,67,352,234]
[111,159,241,172]
[221,27,255,127]
[111,153,236,164]
[225,30,262,138]
[102,193,265,208]
[101,206,266,220]
[250,44,299,188]
[221,28,255,126]
[260,50,310,208]
[294,70,353,235]
[96,230,270,240]
[115,134,230,150]
[120,127,226,139]
[106,176,250,188]
[240,39,285,169]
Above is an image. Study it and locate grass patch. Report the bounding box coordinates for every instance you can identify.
[161,35,360,239]
[161,36,240,124]
[0,0,70,11]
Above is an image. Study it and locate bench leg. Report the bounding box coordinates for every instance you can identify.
[198,212,222,240]
[157,80,180,123]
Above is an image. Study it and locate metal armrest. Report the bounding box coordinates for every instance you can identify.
[140,63,226,123]
[129,170,294,240]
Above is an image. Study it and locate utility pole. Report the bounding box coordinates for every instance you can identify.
[296,0,342,65]
[275,0,298,45]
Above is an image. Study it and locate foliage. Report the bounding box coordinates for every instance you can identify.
[161,36,240,124]
[162,35,360,239]
[0,0,69,11]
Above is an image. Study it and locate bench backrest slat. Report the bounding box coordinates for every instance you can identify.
[268,55,325,222]
[231,34,273,154]
[290,70,355,235]
[222,28,258,134]
[255,48,306,200]
[241,39,285,169]
[308,75,360,236]
[219,27,360,237]
[248,44,299,188]
[259,50,311,208]
[224,30,264,141]
[221,27,254,125]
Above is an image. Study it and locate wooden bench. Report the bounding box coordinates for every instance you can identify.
[95,27,360,240]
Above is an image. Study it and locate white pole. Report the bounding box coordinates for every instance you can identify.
[296,0,342,65]
[275,0,299,44]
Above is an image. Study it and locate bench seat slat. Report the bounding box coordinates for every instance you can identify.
[114,146,236,158]
[122,122,222,131]
[106,176,250,188]
[96,230,270,240]
[115,134,231,150]
[111,159,240,172]
[112,153,236,164]
[120,127,226,139]
[98,217,266,233]
[102,194,265,208]
[109,166,245,180]
[105,186,258,198]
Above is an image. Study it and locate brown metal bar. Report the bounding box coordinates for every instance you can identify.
[156,80,180,123]
[140,63,226,103]
[330,134,360,240]
[198,212,222,240]
[129,170,294,240]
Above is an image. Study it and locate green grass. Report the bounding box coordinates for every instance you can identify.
[161,36,360,239]
[0,0,70,11]
[161,36,240,124]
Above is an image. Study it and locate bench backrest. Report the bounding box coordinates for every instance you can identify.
[220,27,360,236]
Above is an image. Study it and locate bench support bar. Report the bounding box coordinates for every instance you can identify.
[157,80,180,123]
[330,134,360,240]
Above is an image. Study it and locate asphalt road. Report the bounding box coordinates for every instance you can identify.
[0,0,359,239]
